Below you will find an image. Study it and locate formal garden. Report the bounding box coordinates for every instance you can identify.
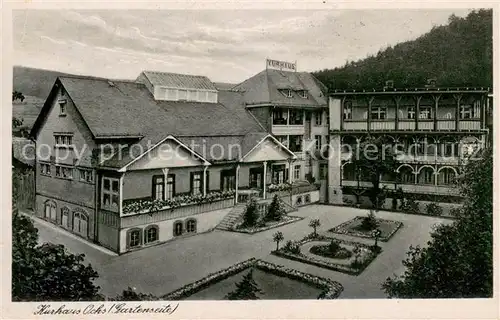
[232,195,303,234]
[162,258,343,300]
[328,210,403,241]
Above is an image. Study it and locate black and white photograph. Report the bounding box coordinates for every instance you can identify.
[4,2,498,319]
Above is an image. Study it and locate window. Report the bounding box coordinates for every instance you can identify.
[289,110,303,125]
[438,168,456,185]
[55,165,73,179]
[173,221,183,236]
[371,107,387,120]
[279,89,293,98]
[343,102,352,120]
[407,107,415,119]
[399,167,414,184]
[418,168,435,185]
[178,89,187,100]
[54,134,73,147]
[272,165,286,184]
[293,165,301,180]
[59,101,67,116]
[40,163,51,176]
[419,106,432,119]
[315,111,323,126]
[102,177,120,212]
[207,92,217,103]
[166,174,175,199]
[152,175,164,201]
[289,135,303,152]
[78,168,93,183]
[44,200,57,221]
[460,105,474,119]
[186,219,197,233]
[72,210,88,237]
[144,225,159,244]
[128,229,141,248]
[299,90,308,98]
[187,90,198,101]
[273,108,288,125]
[249,168,263,189]
[190,172,202,195]
[319,164,328,180]
[315,135,322,151]
[61,207,70,228]
[221,169,236,191]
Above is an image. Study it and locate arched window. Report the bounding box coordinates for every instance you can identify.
[173,221,183,236]
[418,167,435,185]
[61,207,70,228]
[295,195,303,206]
[44,200,57,221]
[72,209,88,237]
[186,219,197,233]
[342,163,356,180]
[144,225,159,244]
[438,168,456,185]
[398,166,414,184]
[127,228,142,248]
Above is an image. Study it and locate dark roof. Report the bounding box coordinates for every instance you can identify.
[140,71,217,90]
[29,74,271,168]
[12,137,35,167]
[233,69,328,107]
[214,82,238,91]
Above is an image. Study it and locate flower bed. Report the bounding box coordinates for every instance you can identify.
[272,235,380,275]
[328,216,403,242]
[123,190,235,215]
[162,258,343,300]
[231,215,303,234]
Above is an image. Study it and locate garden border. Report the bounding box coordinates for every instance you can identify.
[327,216,403,242]
[230,215,304,234]
[162,258,344,300]
[272,236,381,276]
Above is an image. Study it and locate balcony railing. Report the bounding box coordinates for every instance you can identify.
[459,120,481,131]
[398,120,415,131]
[370,120,395,131]
[418,120,434,130]
[343,121,368,131]
[437,120,456,130]
[271,124,304,135]
[342,180,459,196]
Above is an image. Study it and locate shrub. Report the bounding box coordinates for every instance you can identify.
[242,199,259,227]
[308,218,321,236]
[359,211,379,231]
[328,239,341,254]
[283,240,301,254]
[449,207,462,218]
[426,203,443,216]
[265,195,285,222]
[400,198,420,214]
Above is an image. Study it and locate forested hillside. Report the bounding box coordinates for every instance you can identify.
[313,9,493,90]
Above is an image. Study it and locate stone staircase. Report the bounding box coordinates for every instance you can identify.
[215,204,246,231]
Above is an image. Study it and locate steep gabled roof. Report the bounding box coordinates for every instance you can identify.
[30,74,280,169]
[140,71,217,90]
[233,69,328,107]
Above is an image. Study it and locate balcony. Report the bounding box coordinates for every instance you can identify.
[343,121,367,131]
[370,121,395,131]
[437,120,456,130]
[418,120,434,131]
[271,124,304,136]
[398,120,415,131]
[459,120,481,131]
[341,180,459,196]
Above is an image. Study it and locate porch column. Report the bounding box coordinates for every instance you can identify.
[263,161,268,199]
[235,164,240,204]
[287,159,293,184]
[203,165,208,196]
[454,94,462,132]
[162,168,169,200]
[119,174,124,216]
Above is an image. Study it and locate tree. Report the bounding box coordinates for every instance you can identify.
[225,269,263,300]
[382,148,492,298]
[12,212,102,301]
[12,91,25,130]
[265,194,285,221]
[308,218,321,237]
[242,198,259,227]
[350,135,398,210]
[113,287,159,301]
[272,231,284,251]
[12,91,25,102]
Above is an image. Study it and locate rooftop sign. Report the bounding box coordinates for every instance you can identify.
[266,59,297,72]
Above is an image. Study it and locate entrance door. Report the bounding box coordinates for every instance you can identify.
[272,165,286,184]
[249,168,263,189]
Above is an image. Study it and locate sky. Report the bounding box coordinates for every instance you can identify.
[13,9,473,83]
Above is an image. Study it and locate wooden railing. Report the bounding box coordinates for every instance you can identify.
[343,121,368,131]
[339,119,483,132]
[370,121,395,131]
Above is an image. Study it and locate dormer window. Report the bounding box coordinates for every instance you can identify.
[299,90,308,98]
[280,89,293,98]
[59,100,67,116]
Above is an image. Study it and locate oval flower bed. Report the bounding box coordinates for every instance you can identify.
[162,258,343,300]
[328,216,403,242]
[272,235,380,276]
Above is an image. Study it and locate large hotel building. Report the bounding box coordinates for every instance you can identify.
[26,60,491,253]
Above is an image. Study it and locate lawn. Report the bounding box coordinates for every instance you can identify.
[328,216,403,241]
